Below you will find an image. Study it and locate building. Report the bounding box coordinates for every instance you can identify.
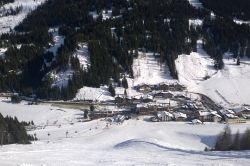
[154,92,173,99]
[198,111,222,122]
[173,112,187,121]
[235,107,250,119]
[156,111,173,122]
[137,84,152,93]
[225,118,246,124]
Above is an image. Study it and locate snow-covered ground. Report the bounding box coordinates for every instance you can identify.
[47,28,65,56]
[73,43,90,71]
[74,51,178,101]
[49,69,74,88]
[74,86,114,101]
[133,52,177,86]
[0,98,250,166]
[188,0,203,9]
[233,19,250,26]
[0,0,45,34]
[176,40,217,87]
[175,40,250,107]
[0,98,83,126]
[189,19,203,28]
[0,47,7,58]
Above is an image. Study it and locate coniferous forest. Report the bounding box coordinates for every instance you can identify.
[0,113,36,145]
[0,0,250,100]
[213,126,250,151]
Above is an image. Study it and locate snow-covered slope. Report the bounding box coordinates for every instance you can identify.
[0,99,250,166]
[73,43,90,71]
[47,28,65,56]
[133,52,177,86]
[176,40,217,87]
[176,40,250,107]
[74,51,177,101]
[74,86,114,101]
[0,0,45,34]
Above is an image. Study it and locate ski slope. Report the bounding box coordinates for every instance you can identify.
[0,99,250,165]
[175,40,250,107]
[0,0,45,34]
[132,52,177,86]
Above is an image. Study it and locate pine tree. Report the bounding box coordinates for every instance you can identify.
[122,77,128,89]
[231,130,241,150]
[241,128,250,150]
[108,84,116,97]
[214,125,232,151]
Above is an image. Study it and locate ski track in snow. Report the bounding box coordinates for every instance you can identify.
[0,98,250,166]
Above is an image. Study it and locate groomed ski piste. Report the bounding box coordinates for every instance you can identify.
[0,98,250,166]
[1,0,250,165]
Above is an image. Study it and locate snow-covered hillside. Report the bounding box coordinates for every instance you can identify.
[73,43,90,71]
[133,52,177,86]
[0,0,45,34]
[0,98,250,166]
[74,86,114,101]
[74,51,177,101]
[175,40,250,107]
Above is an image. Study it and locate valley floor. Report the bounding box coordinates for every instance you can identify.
[0,99,250,166]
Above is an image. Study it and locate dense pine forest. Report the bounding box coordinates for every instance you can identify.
[0,113,36,145]
[0,0,250,100]
[201,0,250,21]
[213,126,250,151]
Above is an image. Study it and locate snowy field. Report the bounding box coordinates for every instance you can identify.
[176,40,250,107]
[0,0,45,34]
[0,98,250,166]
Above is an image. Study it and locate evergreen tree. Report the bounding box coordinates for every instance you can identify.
[214,125,232,151]
[108,84,116,97]
[241,128,250,150]
[122,77,128,89]
[231,130,241,150]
